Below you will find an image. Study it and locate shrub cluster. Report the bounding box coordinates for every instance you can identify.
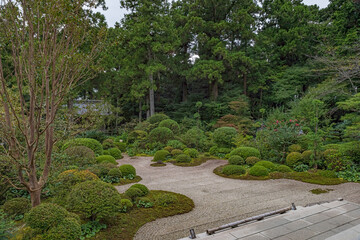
[155,194,178,207]
[222,165,246,176]
[159,119,180,134]
[213,127,237,148]
[2,197,31,220]
[228,155,244,165]
[64,146,96,167]
[249,165,269,177]
[96,155,117,164]
[277,165,292,173]
[167,140,186,150]
[63,138,103,155]
[108,148,123,159]
[176,154,191,163]
[153,150,170,162]
[245,157,261,166]
[149,127,174,144]
[129,184,149,196]
[125,188,144,200]
[286,152,303,167]
[148,113,169,125]
[184,148,199,158]
[229,147,261,159]
[255,161,276,171]
[288,144,302,152]
[43,217,81,240]
[88,163,118,177]
[171,149,183,156]
[119,164,136,178]
[102,139,115,150]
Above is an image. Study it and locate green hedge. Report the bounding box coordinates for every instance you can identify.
[245,157,261,166]
[176,154,191,163]
[229,147,261,159]
[96,155,117,164]
[277,165,292,173]
[222,165,246,176]
[254,161,276,172]
[63,138,103,155]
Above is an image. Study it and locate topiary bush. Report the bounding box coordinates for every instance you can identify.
[125,188,144,200]
[229,147,261,159]
[286,152,303,167]
[167,140,186,150]
[96,155,117,164]
[184,148,199,158]
[301,150,313,162]
[222,165,246,176]
[114,142,127,152]
[148,113,169,125]
[288,144,302,153]
[176,154,191,163]
[213,127,237,148]
[249,165,269,177]
[43,217,81,240]
[245,157,261,166]
[87,163,117,177]
[182,127,207,150]
[2,197,31,220]
[171,149,183,156]
[153,150,170,162]
[25,203,79,233]
[255,161,277,172]
[64,146,96,167]
[155,194,178,207]
[67,181,122,221]
[163,146,174,153]
[159,119,180,134]
[129,184,149,196]
[63,138,103,155]
[228,155,245,165]
[119,164,136,178]
[149,127,174,145]
[277,165,292,173]
[108,168,122,178]
[120,199,133,213]
[102,139,115,150]
[108,148,123,159]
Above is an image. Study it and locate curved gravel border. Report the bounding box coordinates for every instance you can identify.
[116,155,360,240]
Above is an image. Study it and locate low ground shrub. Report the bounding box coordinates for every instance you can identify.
[167,140,186,150]
[2,197,31,220]
[96,155,117,164]
[25,203,79,233]
[277,165,292,173]
[176,154,191,163]
[108,148,123,159]
[286,152,303,167]
[155,194,178,207]
[67,181,122,221]
[159,119,180,134]
[119,164,136,178]
[288,144,302,153]
[153,150,170,162]
[249,165,269,177]
[228,155,245,165]
[245,157,261,166]
[184,148,199,158]
[222,165,246,175]
[63,138,103,155]
[255,161,276,172]
[43,217,81,240]
[125,188,144,200]
[229,147,261,159]
[149,127,174,144]
[129,184,149,196]
[171,149,183,156]
[213,127,237,148]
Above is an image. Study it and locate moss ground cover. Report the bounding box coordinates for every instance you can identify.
[92,190,194,240]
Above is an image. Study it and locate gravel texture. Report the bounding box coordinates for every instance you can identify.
[115,155,360,240]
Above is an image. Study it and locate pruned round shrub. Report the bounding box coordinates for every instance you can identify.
[63,138,103,155]
[148,113,169,125]
[171,149,183,156]
[108,148,123,159]
[43,217,81,240]
[176,154,191,163]
[184,148,199,158]
[125,187,144,200]
[149,127,174,144]
[301,150,313,162]
[67,181,122,221]
[96,155,117,164]
[120,199,133,212]
[255,161,276,172]
[163,146,174,152]
[159,119,180,134]
[182,127,207,150]
[25,203,78,233]
[63,146,96,166]
[249,165,269,177]
[88,163,117,177]
[114,142,127,152]
[286,152,303,167]
[229,147,261,159]
[213,127,237,148]
[167,140,186,150]
[245,157,261,166]
[155,194,178,207]
[102,138,115,150]
[129,184,149,196]
[222,165,246,176]
[228,155,244,165]
[153,150,170,162]
[2,197,31,220]
[277,165,292,173]
[108,168,122,178]
[288,144,302,153]
[119,164,136,177]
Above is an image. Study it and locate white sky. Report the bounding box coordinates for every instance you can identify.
[96,0,330,27]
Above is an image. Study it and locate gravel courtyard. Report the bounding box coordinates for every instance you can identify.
[115,156,360,240]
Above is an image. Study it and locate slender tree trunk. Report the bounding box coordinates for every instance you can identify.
[182,81,188,102]
[243,73,247,96]
[30,188,41,207]
[210,81,218,101]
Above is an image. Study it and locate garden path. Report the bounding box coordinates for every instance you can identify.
[115,156,360,240]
